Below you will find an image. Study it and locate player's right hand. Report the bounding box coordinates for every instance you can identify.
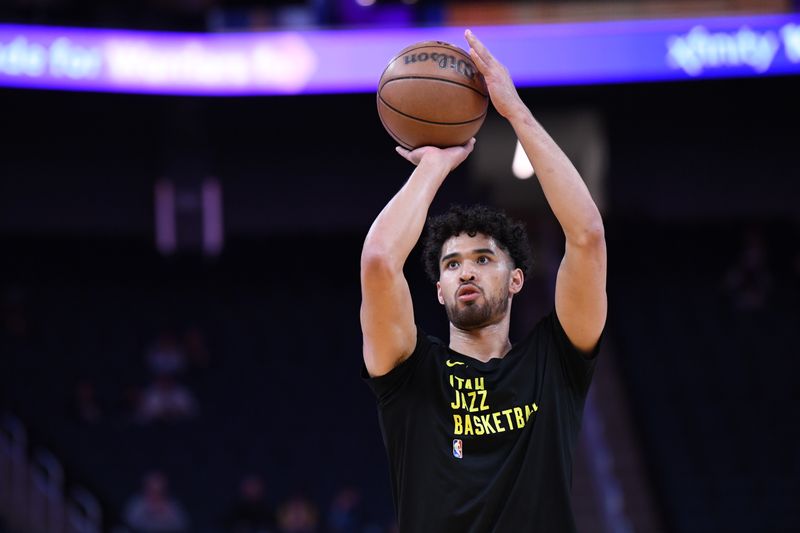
[465,29,525,121]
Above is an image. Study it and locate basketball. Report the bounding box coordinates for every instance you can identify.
[377,41,489,150]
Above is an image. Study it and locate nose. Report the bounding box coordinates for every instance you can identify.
[459,263,477,282]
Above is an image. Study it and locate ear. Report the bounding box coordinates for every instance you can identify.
[436,281,445,305]
[509,268,524,295]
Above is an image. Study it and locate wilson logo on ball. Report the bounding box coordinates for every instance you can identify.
[402,52,478,80]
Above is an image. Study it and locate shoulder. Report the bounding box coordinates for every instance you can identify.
[512,311,557,349]
[362,325,444,401]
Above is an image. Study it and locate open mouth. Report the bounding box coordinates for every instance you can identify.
[456,284,481,302]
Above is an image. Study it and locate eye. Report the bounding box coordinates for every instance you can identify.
[477,256,490,265]
[447,260,460,269]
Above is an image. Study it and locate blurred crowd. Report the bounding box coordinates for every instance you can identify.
[71,326,207,428]
[0,300,397,532]
[120,470,380,533]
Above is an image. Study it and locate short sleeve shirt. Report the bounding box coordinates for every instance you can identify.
[362,310,600,533]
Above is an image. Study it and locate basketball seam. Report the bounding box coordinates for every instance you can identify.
[381,75,489,99]
[378,95,487,126]
[380,119,414,150]
[376,101,414,149]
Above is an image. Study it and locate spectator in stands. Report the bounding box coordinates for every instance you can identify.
[145,329,188,377]
[223,473,277,533]
[1,286,31,340]
[325,485,363,533]
[276,491,318,533]
[73,379,103,425]
[183,324,211,371]
[136,375,199,424]
[124,470,189,532]
[115,383,144,427]
[723,225,772,311]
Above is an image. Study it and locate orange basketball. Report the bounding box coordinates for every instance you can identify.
[377,41,489,150]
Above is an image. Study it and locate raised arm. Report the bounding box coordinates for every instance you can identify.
[361,141,475,377]
[465,29,607,354]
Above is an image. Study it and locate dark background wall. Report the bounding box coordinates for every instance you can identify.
[2,73,798,237]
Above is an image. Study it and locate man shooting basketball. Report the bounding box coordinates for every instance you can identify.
[360,29,607,532]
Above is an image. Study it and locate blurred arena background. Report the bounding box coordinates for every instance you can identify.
[1,0,799,532]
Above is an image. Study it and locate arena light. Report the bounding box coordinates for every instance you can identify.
[1,13,799,95]
[511,140,534,180]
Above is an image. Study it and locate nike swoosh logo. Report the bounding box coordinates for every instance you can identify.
[446,360,465,367]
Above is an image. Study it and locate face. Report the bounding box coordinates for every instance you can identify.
[144,472,167,501]
[436,233,523,330]
[241,476,264,500]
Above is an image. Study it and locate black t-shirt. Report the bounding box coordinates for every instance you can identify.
[362,310,600,533]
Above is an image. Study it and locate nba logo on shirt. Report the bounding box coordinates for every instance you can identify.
[452,439,463,459]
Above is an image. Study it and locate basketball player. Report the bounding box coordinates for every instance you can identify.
[360,29,607,532]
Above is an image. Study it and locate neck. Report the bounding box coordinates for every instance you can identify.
[449,313,512,362]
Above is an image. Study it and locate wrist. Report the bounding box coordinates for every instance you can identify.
[418,152,452,176]
[504,101,533,126]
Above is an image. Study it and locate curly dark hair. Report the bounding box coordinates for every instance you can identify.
[421,204,533,283]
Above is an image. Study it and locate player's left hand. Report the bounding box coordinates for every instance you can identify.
[465,29,525,120]
[396,138,475,172]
